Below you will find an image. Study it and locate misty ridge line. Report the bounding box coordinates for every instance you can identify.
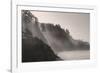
[22,10,90,52]
[22,10,63,62]
[22,10,90,62]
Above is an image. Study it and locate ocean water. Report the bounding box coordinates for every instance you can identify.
[57,50,90,60]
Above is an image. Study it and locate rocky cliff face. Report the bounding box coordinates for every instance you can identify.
[22,10,90,62]
[40,23,89,53]
[22,10,61,62]
[22,10,47,44]
[40,23,74,53]
[22,37,61,62]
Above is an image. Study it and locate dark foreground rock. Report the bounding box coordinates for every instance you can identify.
[22,10,89,62]
[22,37,61,62]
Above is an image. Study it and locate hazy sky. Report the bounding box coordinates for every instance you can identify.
[31,11,90,42]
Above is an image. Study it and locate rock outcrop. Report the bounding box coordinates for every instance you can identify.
[22,10,90,62]
[22,10,61,62]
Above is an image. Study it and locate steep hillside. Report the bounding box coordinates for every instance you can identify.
[22,10,90,61]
